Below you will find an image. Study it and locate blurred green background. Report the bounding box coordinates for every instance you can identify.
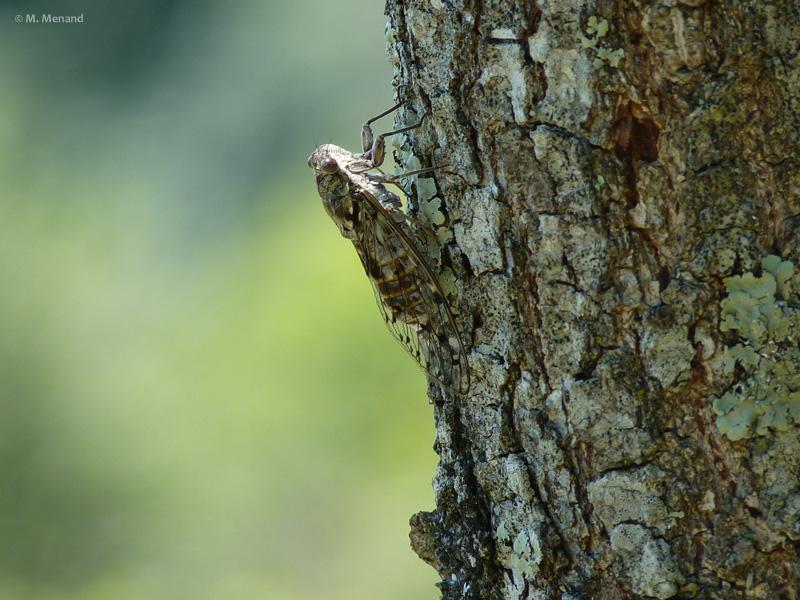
[0,1,439,598]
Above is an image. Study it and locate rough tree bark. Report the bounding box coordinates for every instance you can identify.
[383,1,800,598]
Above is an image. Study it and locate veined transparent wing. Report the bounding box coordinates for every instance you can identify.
[351,188,470,393]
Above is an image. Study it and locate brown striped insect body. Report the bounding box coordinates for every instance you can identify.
[307,120,469,393]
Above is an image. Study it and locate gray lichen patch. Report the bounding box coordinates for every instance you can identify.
[641,322,694,388]
[750,430,800,543]
[587,465,676,536]
[640,279,709,389]
[471,274,523,360]
[454,185,504,275]
[428,95,484,185]
[386,134,456,268]
[476,454,552,596]
[527,17,595,128]
[689,228,759,279]
[475,43,539,126]
[640,3,717,81]
[461,361,517,461]
[713,255,800,440]
[527,211,614,382]
[513,413,592,552]
[608,523,680,599]
[555,350,656,474]
[476,0,539,40]
[534,215,609,292]
[529,127,603,218]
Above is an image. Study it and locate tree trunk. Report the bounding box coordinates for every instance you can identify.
[384,1,800,598]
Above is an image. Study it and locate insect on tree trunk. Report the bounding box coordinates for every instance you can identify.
[384,1,800,598]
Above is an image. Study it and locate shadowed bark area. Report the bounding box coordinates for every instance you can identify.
[385,1,800,598]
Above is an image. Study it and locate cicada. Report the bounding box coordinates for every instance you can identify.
[307,103,470,393]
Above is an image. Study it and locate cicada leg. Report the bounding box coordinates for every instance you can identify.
[360,101,404,154]
[379,164,450,184]
[355,102,427,172]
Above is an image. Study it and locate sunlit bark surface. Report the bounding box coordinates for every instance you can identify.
[386,1,800,598]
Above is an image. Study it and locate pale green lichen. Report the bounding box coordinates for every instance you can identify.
[595,47,625,68]
[425,225,453,262]
[510,529,541,579]
[415,191,453,261]
[391,138,422,175]
[595,174,605,188]
[496,521,510,542]
[438,267,457,300]
[586,15,609,38]
[713,255,800,440]
[386,138,453,262]
[763,254,793,300]
[496,523,541,582]
[580,16,624,68]
[416,179,440,211]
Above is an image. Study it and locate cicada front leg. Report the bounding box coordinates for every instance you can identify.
[360,101,403,158]
[353,102,426,173]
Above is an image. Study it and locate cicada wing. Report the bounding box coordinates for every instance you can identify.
[351,190,470,393]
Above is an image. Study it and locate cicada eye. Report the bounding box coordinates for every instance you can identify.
[319,157,338,174]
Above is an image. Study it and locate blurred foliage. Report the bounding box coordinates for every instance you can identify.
[0,1,438,598]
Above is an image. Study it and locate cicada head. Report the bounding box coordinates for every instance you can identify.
[307,144,341,175]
